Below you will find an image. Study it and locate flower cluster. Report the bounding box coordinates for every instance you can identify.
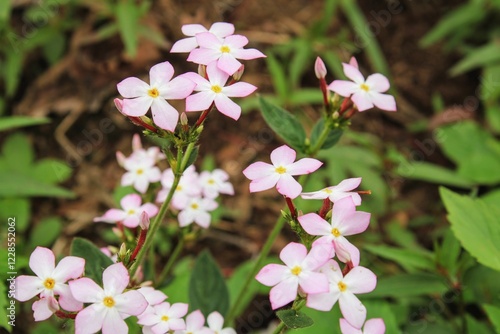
[247,145,382,331]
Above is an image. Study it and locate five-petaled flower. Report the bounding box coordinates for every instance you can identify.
[171,22,235,53]
[94,193,158,228]
[117,61,195,132]
[301,177,363,205]
[205,311,237,334]
[243,145,323,199]
[328,59,396,112]
[137,302,188,334]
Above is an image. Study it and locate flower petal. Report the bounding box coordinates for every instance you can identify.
[269,278,298,310]
[52,256,85,282]
[298,213,331,236]
[280,242,307,267]
[270,145,296,166]
[75,304,106,334]
[206,62,229,86]
[337,178,362,191]
[150,61,174,88]
[306,289,340,312]
[168,303,189,318]
[249,173,280,193]
[151,99,179,132]
[339,318,362,334]
[365,73,390,93]
[255,264,289,286]
[222,82,257,98]
[339,292,366,329]
[186,91,215,112]
[122,96,152,117]
[287,158,323,176]
[243,161,274,180]
[69,278,103,304]
[209,22,235,37]
[370,92,397,112]
[55,284,83,312]
[15,276,43,301]
[344,266,377,294]
[342,63,365,84]
[170,37,199,53]
[351,91,374,112]
[341,212,370,236]
[103,263,129,296]
[182,24,207,36]
[196,32,222,49]
[328,80,358,97]
[225,35,249,48]
[331,197,357,227]
[207,311,224,330]
[217,53,242,75]
[33,297,57,321]
[299,271,329,294]
[185,310,205,330]
[117,77,150,98]
[115,290,148,316]
[121,193,142,210]
[231,48,266,60]
[161,76,196,99]
[276,174,302,198]
[187,48,220,65]
[302,243,332,271]
[364,318,386,334]
[102,307,128,334]
[214,94,241,120]
[30,247,55,278]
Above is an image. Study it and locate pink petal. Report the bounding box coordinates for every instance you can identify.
[306,289,340,311]
[287,158,323,175]
[15,276,43,301]
[120,193,142,210]
[103,263,129,295]
[255,264,289,286]
[194,211,211,228]
[209,22,235,37]
[181,72,210,88]
[249,173,280,192]
[117,77,150,98]
[270,145,296,166]
[122,216,140,228]
[276,174,302,198]
[160,76,196,99]
[298,213,331,236]
[280,242,307,267]
[337,178,362,191]
[223,82,257,97]
[69,278,103,303]
[302,243,332,271]
[138,287,167,305]
[331,197,357,227]
[351,92,374,112]
[55,284,83,312]
[207,311,224,330]
[217,53,242,75]
[181,24,207,36]
[342,63,365,84]
[186,91,215,112]
[339,292,366,329]
[30,247,55,278]
[151,99,179,132]
[187,48,220,65]
[242,161,274,180]
[225,35,249,48]
[102,307,128,334]
[196,32,222,49]
[170,37,199,53]
[168,303,189,318]
[214,94,241,120]
[231,48,266,60]
[122,96,153,117]
[370,92,397,112]
[269,278,298,310]
[339,318,362,334]
[115,290,148,316]
[341,212,371,236]
[149,62,174,88]
[349,57,359,69]
[178,210,194,227]
[75,304,106,334]
[33,297,57,321]
[206,62,229,86]
[299,272,329,294]
[52,256,85,282]
[315,57,327,79]
[364,318,386,334]
[186,310,205,329]
[141,203,159,217]
[365,73,390,93]
[134,176,150,194]
[328,80,358,97]
[344,266,377,294]
[168,318,186,331]
[335,240,360,266]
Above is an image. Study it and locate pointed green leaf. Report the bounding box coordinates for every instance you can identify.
[0,198,30,233]
[483,304,500,334]
[440,187,500,271]
[276,309,314,329]
[369,273,447,298]
[70,238,114,286]
[450,43,500,76]
[116,2,139,57]
[0,116,50,132]
[33,159,73,184]
[266,53,288,101]
[259,97,306,152]
[189,250,229,317]
[2,133,33,172]
[0,173,74,198]
[364,244,435,273]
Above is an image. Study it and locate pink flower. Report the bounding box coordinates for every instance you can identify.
[199,169,234,199]
[117,61,195,131]
[315,57,327,79]
[137,287,168,317]
[242,145,323,199]
[300,177,362,205]
[121,154,161,194]
[156,166,200,207]
[15,247,85,320]
[130,133,166,163]
[178,196,218,229]
[298,197,370,265]
[94,194,158,228]
[137,302,188,333]
[328,59,396,112]
[340,318,386,334]
[187,32,266,75]
[69,263,148,334]
[184,62,257,120]
[174,310,212,334]
[255,242,331,310]
[306,260,377,329]
[171,22,235,53]
[205,311,236,334]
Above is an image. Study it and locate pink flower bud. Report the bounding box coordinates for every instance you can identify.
[232,65,245,81]
[139,211,150,230]
[114,98,124,113]
[315,57,327,79]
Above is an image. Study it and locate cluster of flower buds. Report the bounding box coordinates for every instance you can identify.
[116,22,265,133]
[245,145,385,332]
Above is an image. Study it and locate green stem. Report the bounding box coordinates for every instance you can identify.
[308,118,333,156]
[156,234,185,285]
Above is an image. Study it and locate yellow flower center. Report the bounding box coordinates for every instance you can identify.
[275,166,287,174]
[331,228,341,237]
[103,296,115,308]
[127,209,136,215]
[176,185,183,191]
[136,168,144,175]
[360,83,370,92]
[291,265,302,276]
[191,203,199,210]
[208,179,215,185]
[323,188,332,194]
[161,315,169,322]
[211,85,222,93]
[148,88,159,98]
[43,278,55,290]
[220,45,230,53]
[338,281,347,292]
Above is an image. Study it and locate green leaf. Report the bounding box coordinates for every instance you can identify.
[440,187,500,271]
[276,309,314,329]
[259,97,307,152]
[485,105,500,134]
[293,306,342,334]
[437,229,462,277]
[266,53,288,101]
[483,304,500,333]
[70,238,114,286]
[0,173,74,198]
[364,244,435,273]
[288,89,323,106]
[450,42,500,76]
[0,116,50,132]
[396,161,474,188]
[160,257,193,303]
[482,189,500,207]
[33,159,73,184]
[189,250,230,317]
[0,198,30,233]
[116,2,139,57]
[289,39,311,88]
[2,133,33,172]
[466,314,493,334]
[438,121,500,184]
[368,273,448,298]
[29,217,62,248]
[184,145,199,170]
[310,118,343,151]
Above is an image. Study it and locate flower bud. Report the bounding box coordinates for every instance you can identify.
[47,296,60,313]
[139,211,150,230]
[114,98,124,114]
[118,243,127,258]
[314,57,327,79]
[180,112,188,126]
[232,65,245,81]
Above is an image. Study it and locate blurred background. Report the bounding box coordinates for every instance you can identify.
[1,0,500,333]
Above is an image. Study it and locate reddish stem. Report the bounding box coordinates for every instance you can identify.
[342,260,354,276]
[129,116,158,133]
[319,78,329,108]
[284,196,297,220]
[130,228,148,263]
[55,310,77,319]
[318,198,332,219]
[339,97,353,115]
[194,103,215,128]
